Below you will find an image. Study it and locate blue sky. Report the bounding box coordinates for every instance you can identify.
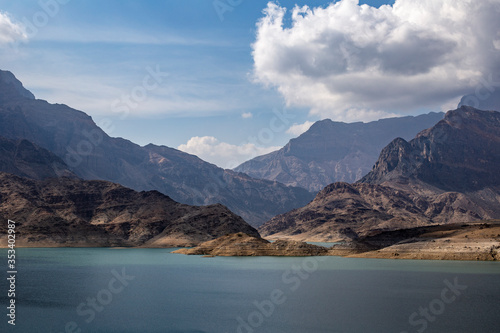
[1,0,498,167]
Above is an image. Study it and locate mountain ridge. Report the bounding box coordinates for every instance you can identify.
[0,70,313,227]
[235,112,444,192]
[260,107,500,241]
[0,171,259,247]
[359,106,500,192]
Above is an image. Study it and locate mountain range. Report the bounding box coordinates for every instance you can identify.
[0,70,313,227]
[260,107,500,241]
[0,131,259,247]
[2,69,499,246]
[234,113,444,192]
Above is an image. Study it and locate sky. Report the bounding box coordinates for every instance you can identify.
[0,0,499,168]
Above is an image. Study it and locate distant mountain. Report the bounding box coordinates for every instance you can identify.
[0,172,259,247]
[0,136,76,180]
[234,113,444,192]
[260,107,500,241]
[0,70,313,227]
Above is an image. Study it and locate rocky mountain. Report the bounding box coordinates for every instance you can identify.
[260,107,500,241]
[360,106,500,192]
[259,181,490,241]
[234,112,444,192]
[0,70,313,227]
[0,172,259,247]
[0,136,76,180]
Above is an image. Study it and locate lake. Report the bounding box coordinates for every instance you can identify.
[1,248,499,333]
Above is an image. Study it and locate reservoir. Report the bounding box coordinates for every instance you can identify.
[1,248,498,332]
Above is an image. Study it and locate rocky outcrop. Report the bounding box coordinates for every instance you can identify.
[235,113,444,192]
[260,107,500,241]
[173,233,328,256]
[0,70,313,227]
[0,172,259,248]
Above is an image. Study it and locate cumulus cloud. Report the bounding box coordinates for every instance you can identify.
[252,0,500,121]
[178,136,280,169]
[0,12,27,44]
[241,112,253,119]
[286,121,314,136]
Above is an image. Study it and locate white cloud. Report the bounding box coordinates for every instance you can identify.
[286,121,314,136]
[242,112,253,119]
[178,136,280,169]
[252,0,500,121]
[0,12,27,44]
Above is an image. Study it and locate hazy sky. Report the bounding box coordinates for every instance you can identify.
[0,0,499,168]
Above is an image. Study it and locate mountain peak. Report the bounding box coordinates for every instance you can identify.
[0,70,35,102]
[235,112,444,191]
[443,105,500,127]
[360,106,500,192]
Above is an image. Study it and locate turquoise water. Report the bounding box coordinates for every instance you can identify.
[306,242,340,247]
[1,248,499,332]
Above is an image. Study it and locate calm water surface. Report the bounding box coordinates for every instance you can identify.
[1,248,499,333]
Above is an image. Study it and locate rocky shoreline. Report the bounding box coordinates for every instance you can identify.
[172,232,328,256]
[173,221,500,261]
[339,221,500,261]
[3,222,498,261]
